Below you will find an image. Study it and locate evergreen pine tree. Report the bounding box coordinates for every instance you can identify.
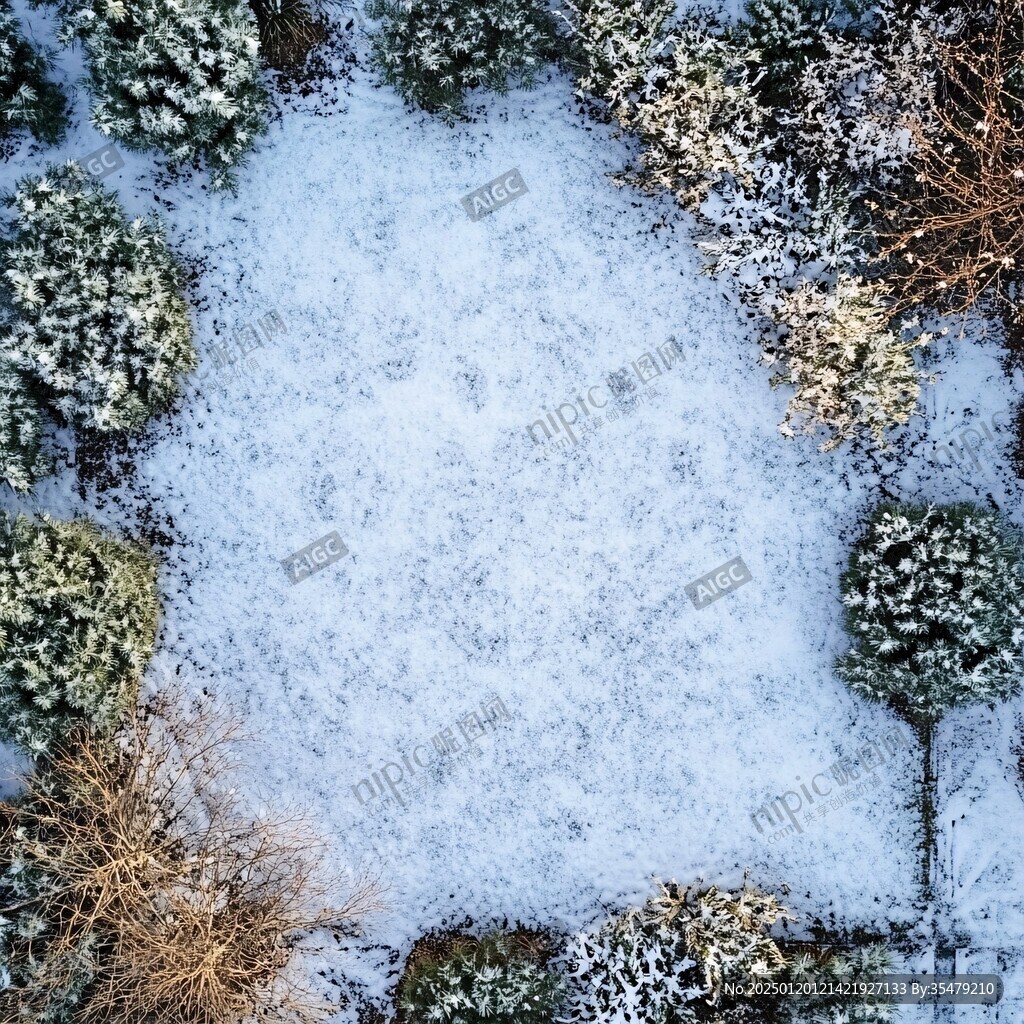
[836,501,1024,723]
[0,0,66,148]
[366,0,559,120]
[0,162,196,433]
[0,513,160,757]
[52,0,269,190]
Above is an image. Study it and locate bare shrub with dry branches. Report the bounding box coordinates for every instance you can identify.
[881,0,1024,314]
[0,703,383,1024]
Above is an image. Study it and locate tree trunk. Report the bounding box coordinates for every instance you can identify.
[919,717,938,903]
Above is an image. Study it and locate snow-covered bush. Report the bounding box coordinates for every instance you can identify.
[783,14,938,193]
[770,275,926,450]
[0,513,160,757]
[398,930,563,1024]
[1,163,196,432]
[559,0,946,453]
[698,167,929,453]
[776,943,898,1023]
[561,901,699,1024]
[558,0,674,112]
[0,0,66,146]
[737,0,830,109]
[620,26,765,210]
[676,883,791,1005]
[0,356,47,492]
[560,880,791,1023]
[366,0,559,119]
[837,502,1024,723]
[51,0,268,190]
[699,164,858,318]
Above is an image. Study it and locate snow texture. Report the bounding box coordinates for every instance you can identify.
[0,0,1022,1017]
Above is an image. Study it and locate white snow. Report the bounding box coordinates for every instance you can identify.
[2,2,1023,1017]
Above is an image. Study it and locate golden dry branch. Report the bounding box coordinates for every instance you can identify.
[0,703,384,1024]
[881,0,1024,314]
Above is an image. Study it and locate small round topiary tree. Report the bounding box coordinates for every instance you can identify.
[366,0,559,120]
[0,513,160,758]
[1,162,196,434]
[50,0,269,191]
[836,501,1024,724]
[836,500,1024,894]
[0,0,67,148]
[397,930,564,1024]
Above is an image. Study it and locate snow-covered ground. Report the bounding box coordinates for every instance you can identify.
[2,3,1023,1018]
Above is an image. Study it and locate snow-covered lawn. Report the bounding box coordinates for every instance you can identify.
[3,4,1024,1016]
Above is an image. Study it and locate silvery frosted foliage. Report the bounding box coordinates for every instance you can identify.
[560,881,791,1024]
[772,275,926,450]
[0,513,160,758]
[555,0,946,454]
[0,357,47,492]
[398,932,563,1024]
[562,907,700,1024]
[51,0,268,190]
[366,0,558,120]
[1,163,195,432]
[558,0,674,112]
[837,502,1024,722]
[0,1,66,146]
[700,162,858,319]
[784,12,939,191]
[620,26,766,210]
